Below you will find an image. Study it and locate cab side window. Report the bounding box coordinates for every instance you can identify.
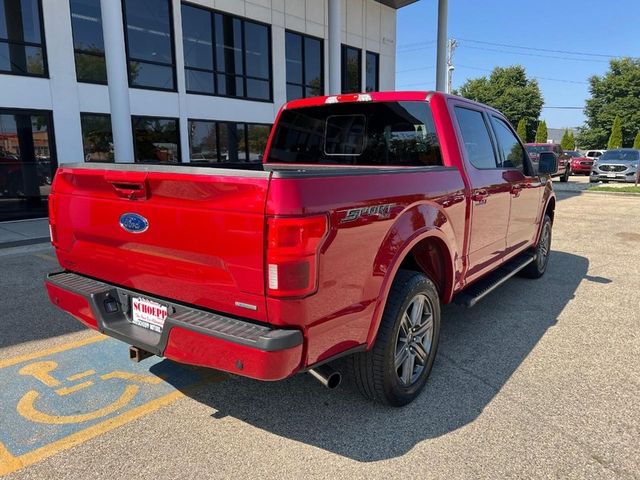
[491,116,527,172]
[454,106,498,169]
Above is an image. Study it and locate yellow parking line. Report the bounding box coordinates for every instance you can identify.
[55,381,94,396]
[34,253,57,263]
[0,336,106,370]
[0,373,225,477]
[0,391,183,476]
[66,370,96,381]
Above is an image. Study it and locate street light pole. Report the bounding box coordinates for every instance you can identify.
[446,38,457,94]
[435,0,448,92]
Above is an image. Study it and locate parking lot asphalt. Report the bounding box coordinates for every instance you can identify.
[1,183,639,479]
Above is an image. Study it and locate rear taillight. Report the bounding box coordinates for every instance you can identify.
[266,215,328,298]
[48,194,57,245]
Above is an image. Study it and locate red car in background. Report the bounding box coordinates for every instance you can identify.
[565,150,593,175]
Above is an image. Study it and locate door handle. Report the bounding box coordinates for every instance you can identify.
[107,180,149,200]
[472,189,489,203]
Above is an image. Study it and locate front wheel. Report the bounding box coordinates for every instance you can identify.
[348,270,441,406]
[521,214,552,278]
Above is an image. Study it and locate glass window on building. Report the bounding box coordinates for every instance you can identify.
[181,3,272,101]
[80,113,113,162]
[341,45,361,94]
[0,0,46,76]
[0,109,56,221]
[70,0,106,83]
[188,120,270,163]
[132,116,180,163]
[123,0,175,90]
[285,31,323,101]
[365,51,379,92]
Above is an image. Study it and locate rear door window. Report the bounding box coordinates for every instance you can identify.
[268,101,442,166]
[490,116,527,172]
[454,106,498,169]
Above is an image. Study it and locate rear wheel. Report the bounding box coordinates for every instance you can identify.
[521,214,552,278]
[348,270,441,406]
[559,168,569,182]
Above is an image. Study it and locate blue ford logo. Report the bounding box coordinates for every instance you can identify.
[119,213,149,233]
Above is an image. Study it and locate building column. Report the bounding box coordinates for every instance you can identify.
[41,0,84,164]
[172,0,190,163]
[328,0,342,94]
[100,0,134,162]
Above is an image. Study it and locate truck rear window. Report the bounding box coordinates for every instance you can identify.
[268,101,442,166]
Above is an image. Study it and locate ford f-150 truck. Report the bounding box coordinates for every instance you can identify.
[45,92,558,406]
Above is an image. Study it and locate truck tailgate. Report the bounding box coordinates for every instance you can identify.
[50,164,271,322]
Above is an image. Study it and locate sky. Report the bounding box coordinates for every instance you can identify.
[395,0,640,129]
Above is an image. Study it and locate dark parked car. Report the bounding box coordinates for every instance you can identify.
[525,143,570,182]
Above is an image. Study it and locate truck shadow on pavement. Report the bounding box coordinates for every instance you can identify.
[160,250,590,462]
[0,249,85,349]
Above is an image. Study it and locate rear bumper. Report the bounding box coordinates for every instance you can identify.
[45,271,304,381]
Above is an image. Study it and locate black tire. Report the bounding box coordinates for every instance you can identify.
[559,168,569,182]
[521,214,552,279]
[348,270,441,406]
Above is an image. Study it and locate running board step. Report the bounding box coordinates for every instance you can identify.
[454,253,536,308]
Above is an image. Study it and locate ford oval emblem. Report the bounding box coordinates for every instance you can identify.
[119,213,148,233]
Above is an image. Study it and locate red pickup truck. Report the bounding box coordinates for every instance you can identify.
[45,92,557,406]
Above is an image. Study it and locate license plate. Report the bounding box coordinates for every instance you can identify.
[606,173,617,178]
[131,297,168,333]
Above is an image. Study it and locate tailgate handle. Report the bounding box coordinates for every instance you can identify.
[108,181,149,200]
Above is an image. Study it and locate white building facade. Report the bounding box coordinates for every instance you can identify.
[0,0,415,221]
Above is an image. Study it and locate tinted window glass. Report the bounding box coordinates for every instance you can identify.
[286,31,323,101]
[269,101,442,166]
[124,0,175,90]
[365,51,379,92]
[247,124,270,161]
[341,45,361,93]
[0,109,56,221]
[189,120,218,163]
[181,4,272,101]
[599,150,639,161]
[81,113,113,162]
[492,117,525,170]
[0,0,46,77]
[70,0,106,83]
[244,21,269,79]
[132,116,179,163]
[454,107,497,169]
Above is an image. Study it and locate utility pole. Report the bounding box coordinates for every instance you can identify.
[446,38,458,94]
[435,0,448,92]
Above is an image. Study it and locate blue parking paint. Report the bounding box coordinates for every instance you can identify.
[0,338,204,458]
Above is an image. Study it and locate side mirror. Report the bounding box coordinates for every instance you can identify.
[538,152,558,175]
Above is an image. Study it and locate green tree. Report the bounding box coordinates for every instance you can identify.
[608,116,623,149]
[535,120,548,143]
[576,58,640,149]
[456,65,543,141]
[516,119,527,141]
[633,131,640,149]
[568,130,576,150]
[560,129,572,150]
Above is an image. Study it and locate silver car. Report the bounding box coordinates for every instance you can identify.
[590,149,639,183]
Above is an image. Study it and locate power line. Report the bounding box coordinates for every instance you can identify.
[396,66,435,73]
[462,44,610,63]
[454,37,622,59]
[455,64,589,85]
[541,106,585,109]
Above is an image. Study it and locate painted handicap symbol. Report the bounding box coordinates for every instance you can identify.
[16,360,162,425]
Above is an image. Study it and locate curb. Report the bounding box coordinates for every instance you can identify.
[0,237,50,249]
[582,189,640,198]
